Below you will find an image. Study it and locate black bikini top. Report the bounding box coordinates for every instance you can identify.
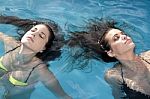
[120,58,150,99]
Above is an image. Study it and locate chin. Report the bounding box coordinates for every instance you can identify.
[128,42,135,48]
[21,40,29,43]
[123,43,135,53]
[21,42,32,48]
[128,45,135,53]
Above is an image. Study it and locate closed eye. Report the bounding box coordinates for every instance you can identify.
[39,32,46,39]
[113,32,126,41]
[39,34,44,39]
[113,34,120,41]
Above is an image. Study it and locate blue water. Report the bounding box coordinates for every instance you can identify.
[0,0,150,99]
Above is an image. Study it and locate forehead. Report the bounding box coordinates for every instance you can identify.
[105,29,122,40]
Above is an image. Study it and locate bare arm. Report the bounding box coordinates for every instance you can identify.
[38,65,72,99]
[0,32,16,43]
[104,69,125,99]
[0,15,34,51]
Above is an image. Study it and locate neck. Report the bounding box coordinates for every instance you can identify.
[116,51,141,70]
[18,44,37,63]
[118,53,143,71]
[117,51,137,61]
[19,43,36,55]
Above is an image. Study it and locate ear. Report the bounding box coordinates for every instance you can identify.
[107,50,115,57]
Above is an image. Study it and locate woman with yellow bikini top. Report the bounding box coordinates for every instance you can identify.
[0,15,72,99]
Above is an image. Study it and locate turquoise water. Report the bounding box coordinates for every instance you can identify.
[0,0,150,99]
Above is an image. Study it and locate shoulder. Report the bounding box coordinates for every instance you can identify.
[35,62,50,74]
[104,63,121,78]
[35,62,55,79]
[140,50,150,56]
[104,63,123,85]
[0,32,19,48]
[140,50,150,60]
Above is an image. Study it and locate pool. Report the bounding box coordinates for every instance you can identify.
[0,0,150,99]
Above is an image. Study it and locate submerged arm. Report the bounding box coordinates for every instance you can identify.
[0,32,19,53]
[38,65,72,99]
[0,15,34,51]
[0,32,16,42]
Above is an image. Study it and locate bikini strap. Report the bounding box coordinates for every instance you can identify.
[24,62,45,83]
[5,45,21,54]
[120,64,126,84]
[141,57,150,65]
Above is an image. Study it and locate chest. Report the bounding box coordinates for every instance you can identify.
[122,65,150,83]
[120,65,150,94]
[2,52,41,71]
[10,67,40,84]
[142,59,150,83]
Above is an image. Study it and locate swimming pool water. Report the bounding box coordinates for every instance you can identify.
[0,0,150,99]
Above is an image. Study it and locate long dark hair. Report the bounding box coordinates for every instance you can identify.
[67,18,128,70]
[0,15,65,62]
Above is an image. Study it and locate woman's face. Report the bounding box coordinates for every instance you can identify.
[21,24,50,52]
[105,28,135,57]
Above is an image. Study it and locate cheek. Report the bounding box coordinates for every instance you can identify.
[36,41,46,49]
[111,43,124,52]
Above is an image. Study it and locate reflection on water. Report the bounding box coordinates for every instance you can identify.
[0,0,150,99]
